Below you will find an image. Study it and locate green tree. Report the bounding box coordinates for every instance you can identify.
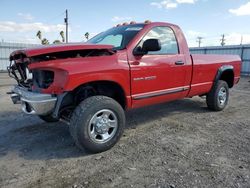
[84,32,89,40]
[36,30,42,40]
[41,38,49,45]
[53,40,61,44]
[36,30,67,45]
[36,30,49,45]
[60,31,65,43]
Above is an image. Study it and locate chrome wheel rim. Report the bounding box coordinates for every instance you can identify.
[88,109,118,144]
[218,87,227,106]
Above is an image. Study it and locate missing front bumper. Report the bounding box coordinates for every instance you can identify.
[9,85,57,115]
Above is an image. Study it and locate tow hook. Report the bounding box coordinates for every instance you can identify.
[7,91,21,104]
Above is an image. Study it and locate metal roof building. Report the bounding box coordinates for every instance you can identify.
[0,42,250,75]
[190,45,250,75]
[0,42,39,71]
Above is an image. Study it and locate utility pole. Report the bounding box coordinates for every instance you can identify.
[220,34,226,46]
[64,9,69,43]
[196,36,203,47]
[240,35,243,45]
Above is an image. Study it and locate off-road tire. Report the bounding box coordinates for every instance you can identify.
[206,80,229,111]
[69,96,125,153]
[39,114,59,122]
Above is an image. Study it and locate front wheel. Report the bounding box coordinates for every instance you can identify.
[206,80,229,111]
[69,96,125,153]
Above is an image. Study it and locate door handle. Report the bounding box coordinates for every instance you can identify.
[130,61,140,65]
[175,60,184,65]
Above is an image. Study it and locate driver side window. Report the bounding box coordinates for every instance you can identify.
[139,26,179,55]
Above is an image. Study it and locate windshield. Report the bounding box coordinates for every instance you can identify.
[88,24,145,50]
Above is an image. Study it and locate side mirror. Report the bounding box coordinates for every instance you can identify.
[133,39,161,55]
[142,39,161,52]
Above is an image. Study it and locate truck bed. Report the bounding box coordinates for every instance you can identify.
[188,54,241,97]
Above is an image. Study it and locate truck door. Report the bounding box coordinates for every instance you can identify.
[128,26,191,108]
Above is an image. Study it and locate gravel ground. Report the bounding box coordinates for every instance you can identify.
[0,74,249,188]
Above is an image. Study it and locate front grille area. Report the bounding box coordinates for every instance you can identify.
[8,60,54,90]
[32,70,54,89]
[8,60,32,88]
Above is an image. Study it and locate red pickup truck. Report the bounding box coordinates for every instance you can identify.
[8,21,241,153]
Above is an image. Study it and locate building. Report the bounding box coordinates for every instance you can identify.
[190,45,250,75]
[0,42,39,71]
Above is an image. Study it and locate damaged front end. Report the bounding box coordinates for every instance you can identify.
[8,51,33,88]
[7,51,57,115]
[10,85,57,115]
[7,44,115,118]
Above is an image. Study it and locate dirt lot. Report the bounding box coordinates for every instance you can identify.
[0,73,249,188]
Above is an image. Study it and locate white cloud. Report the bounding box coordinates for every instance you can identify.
[16,36,40,44]
[224,33,250,45]
[186,31,250,47]
[185,30,207,47]
[18,13,34,21]
[150,0,197,9]
[162,1,178,9]
[229,2,250,16]
[203,33,250,46]
[0,21,66,33]
[150,2,162,8]
[111,16,132,22]
[176,0,196,4]
[187,30,206,37]
[151,1,176,9]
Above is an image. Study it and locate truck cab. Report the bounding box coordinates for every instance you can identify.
[8,21,241,153]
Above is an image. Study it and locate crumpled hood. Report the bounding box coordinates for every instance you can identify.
[10,43,114,60]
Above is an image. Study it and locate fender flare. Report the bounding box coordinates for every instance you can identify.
[214,65,234,83]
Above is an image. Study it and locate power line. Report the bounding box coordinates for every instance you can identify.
[42,11,65,25]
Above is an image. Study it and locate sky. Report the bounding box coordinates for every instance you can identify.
[0,0,250,47]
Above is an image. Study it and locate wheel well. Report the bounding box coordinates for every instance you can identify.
[72,81,126,109]
[219,70,234,88]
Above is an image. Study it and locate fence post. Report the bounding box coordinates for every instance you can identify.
[240,46,244,61]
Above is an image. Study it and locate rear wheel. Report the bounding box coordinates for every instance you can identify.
[39,114,59,123]
[69,96,125,153]
[206,80,229,111]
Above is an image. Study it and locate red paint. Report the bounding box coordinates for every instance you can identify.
[10,43,114,57]
[11,22,241,109]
